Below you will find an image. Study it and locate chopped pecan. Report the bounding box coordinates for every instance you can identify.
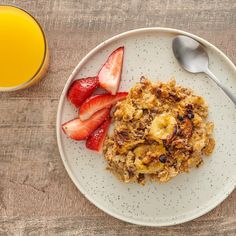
[156,88,162,97]
[137,173,145,183]
[140,76,146,83]
[186,104,193,109]
[178,118,193,138]
[115,130,130,145]
[169,93,181,102]
[171,139,192,150]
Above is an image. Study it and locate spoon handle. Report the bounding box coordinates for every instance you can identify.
[204,68,236,105]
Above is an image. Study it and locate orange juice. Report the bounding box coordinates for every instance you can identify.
[0,5,49,91]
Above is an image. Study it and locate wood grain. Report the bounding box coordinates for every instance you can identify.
[0,0,235,235]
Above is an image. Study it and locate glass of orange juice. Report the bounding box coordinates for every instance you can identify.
[0,5,49,91]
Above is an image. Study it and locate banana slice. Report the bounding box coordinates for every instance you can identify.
[149,113,177,140]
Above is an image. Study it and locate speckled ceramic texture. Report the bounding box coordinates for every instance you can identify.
[56,28,236,226]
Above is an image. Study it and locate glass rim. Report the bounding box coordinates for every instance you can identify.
[0,4,48,91]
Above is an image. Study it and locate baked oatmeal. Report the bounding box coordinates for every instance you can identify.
[103,77,215,185]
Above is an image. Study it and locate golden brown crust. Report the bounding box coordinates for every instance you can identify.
[103,78,215,184]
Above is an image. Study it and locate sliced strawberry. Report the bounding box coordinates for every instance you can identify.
[61,108,110,140]
[98,47,124,95]
[67,76,99,108]
[79,92,128,121]
[86,118,112,151]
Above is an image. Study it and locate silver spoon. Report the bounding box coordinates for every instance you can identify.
[172,35,236,105]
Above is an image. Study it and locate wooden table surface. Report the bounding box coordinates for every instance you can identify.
[0,0,235,235]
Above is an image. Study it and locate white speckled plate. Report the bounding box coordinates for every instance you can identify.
[56,28,236,226]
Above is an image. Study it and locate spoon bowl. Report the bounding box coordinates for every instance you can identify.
[172,35,236,104]
[172,36,209,73]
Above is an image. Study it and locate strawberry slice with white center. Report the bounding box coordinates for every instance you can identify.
[86,118,112,152]
[61,108,110,140]
[67,76,99,108]
[98,47,124,95]
[79,92,128,121]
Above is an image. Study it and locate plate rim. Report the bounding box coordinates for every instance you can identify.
[56,27,236,226]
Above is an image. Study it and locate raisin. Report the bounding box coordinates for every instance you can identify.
[187,113,194,119]
[185,109,194,119]
[177,115,184,121]
[159,155,167,163]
